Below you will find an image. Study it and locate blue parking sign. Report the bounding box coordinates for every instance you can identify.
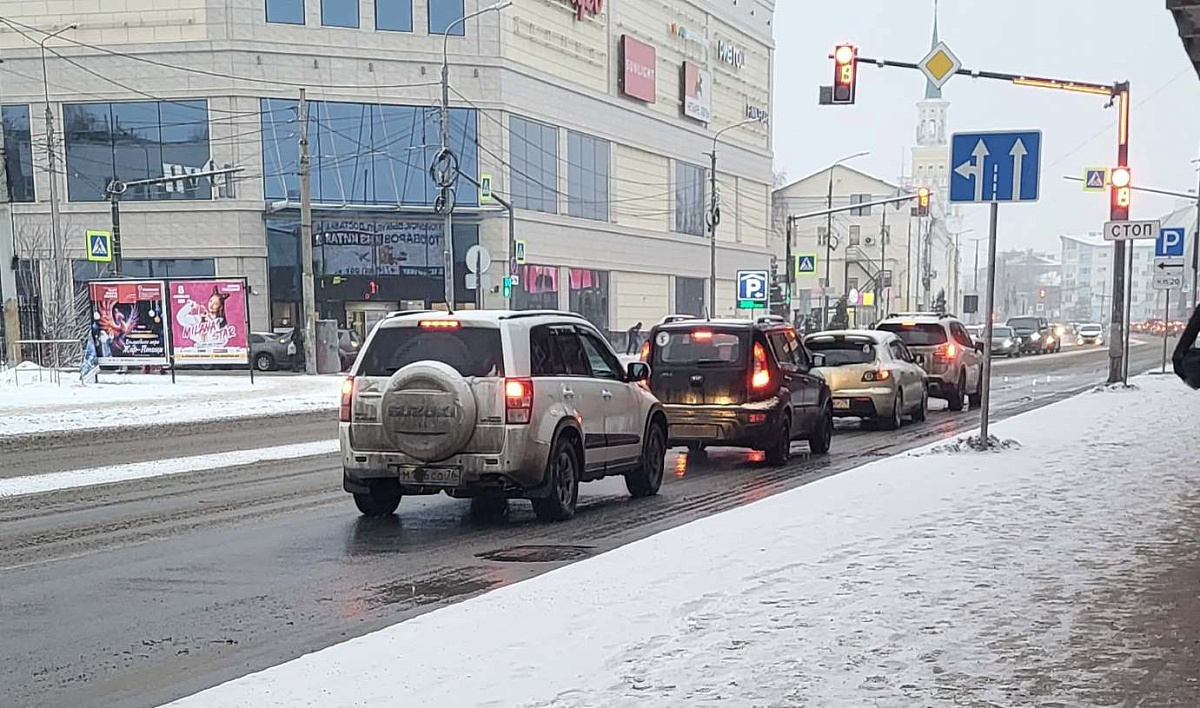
[736,270,768,308]
[1156,227,1186,258]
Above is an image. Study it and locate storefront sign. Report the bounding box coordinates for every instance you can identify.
[682,62,712,123]
[621,35,657,103]
[568,0,602,21]
[669,22,708,47]
[168,279,249,365]
[717,39,746,70]
[88,280,169,366]
[314,220,444,277]
[745,103,770,125]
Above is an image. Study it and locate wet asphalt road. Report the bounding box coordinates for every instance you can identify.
[0,342,1171,708]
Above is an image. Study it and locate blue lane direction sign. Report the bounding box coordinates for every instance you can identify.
[736,269,769,309]
[950,130,1042,204]
[1156,227,1186,258]
[87,229,112,263]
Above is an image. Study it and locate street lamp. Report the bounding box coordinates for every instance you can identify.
[438,2,510,310]
[705,118,761,317]
[822,150,869,327]
[38,23,76,336]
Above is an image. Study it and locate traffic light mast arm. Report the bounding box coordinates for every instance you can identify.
[785,193,917,223]
[840,53,1121,97]
[1060,175,1194,201]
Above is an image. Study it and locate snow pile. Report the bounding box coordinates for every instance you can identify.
[0,372,342,437]
[0,361,64,386]
[162,375,1200,708]
[921,433,1022,455]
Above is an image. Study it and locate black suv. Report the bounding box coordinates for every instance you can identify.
[643,317,833,465]
[1007,316,1059,354]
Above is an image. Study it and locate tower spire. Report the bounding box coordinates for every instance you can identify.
[925,0,942,99]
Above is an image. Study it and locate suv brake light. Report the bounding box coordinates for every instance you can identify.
[937,342,958,359]
[505,377,534,424]
[340,376,355,422]
[750,342,771,391]
[419,320,460,330]
[639,340,650,362]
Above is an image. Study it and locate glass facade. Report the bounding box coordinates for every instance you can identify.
[3,106,34,202]
[675,276,705,316]
[321,0,359,28]
[266,0,304,24]
[569,268,609,333]
[261,98,478,207]
[674,161,705,236]
[567,131,609,222]
[513,264,559,311]
[73,258,216,282]
[429,0,466,35]
[376,0,413,31]
[63,100,211,202]
[510,116,558,214]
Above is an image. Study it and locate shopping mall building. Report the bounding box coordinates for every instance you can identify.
[0,0,775,342]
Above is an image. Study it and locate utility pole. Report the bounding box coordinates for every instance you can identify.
[298,89,317,375]
[879,204,887,316]
[0,57,19,364]
[906,219,913,310]
[1193,161,1200,309]
[1107,84,1130,384]
[708,149,718,316]
[40,24,75,337]
[824,172,834,326]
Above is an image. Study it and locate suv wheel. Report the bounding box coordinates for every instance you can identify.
[353,482,401,517]
[626,422,666,498]
[532,435,580,522]
[947,372,966,412]
[809,405,833,455]
[968,377,983,409]
[765,412,792,466]
[882,389,903,430]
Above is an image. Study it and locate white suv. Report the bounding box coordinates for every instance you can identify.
[340,310,668,522]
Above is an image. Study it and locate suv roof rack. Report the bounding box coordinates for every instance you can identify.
[884,311,956,320]
[755,315,787,325]
[386,309,435,319]
[499,310,589,322]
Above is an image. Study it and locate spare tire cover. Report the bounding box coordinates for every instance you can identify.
[380,361,477,462]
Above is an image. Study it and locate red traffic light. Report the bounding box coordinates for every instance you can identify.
[832,44,858,105]
[916,187,931,216]
[1111,167,1130,220]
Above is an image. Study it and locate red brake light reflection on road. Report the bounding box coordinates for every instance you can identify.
[419,320,461,329]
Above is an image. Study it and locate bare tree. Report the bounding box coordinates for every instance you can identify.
[13,215,84,344]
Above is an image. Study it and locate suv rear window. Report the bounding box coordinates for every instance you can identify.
[877,322,948,346]
[655,329,745,365]
[358,326,504,377]
[1007,317,1041,330]
[806,338,877,365]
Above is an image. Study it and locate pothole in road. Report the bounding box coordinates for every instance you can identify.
[477,545,595,563]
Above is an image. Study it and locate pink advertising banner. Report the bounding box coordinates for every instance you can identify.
[168,279,249,365]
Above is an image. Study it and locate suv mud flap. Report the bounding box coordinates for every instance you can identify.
[343,469,371,495]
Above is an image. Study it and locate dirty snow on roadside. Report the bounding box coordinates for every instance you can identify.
[0,365,341,437]
[163,374,1200,708]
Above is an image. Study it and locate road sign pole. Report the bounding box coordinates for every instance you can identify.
[979,202,1000,449]
[1123,244,1133,385]
[1162,289,1171,375]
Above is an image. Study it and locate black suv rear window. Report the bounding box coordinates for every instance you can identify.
[358,326,504,377]
[877,322,948,346]
[655,329,745,365]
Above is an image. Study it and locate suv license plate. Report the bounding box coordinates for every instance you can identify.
[393,466,462,487]
[832,399,851,410]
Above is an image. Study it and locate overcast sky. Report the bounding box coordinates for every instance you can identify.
[772,0,1200,251]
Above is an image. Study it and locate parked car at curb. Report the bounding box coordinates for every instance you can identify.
[876,312,983,412]
[642,316,833,465]
[805,330,927,429]
[250,331,291,371]
[340,310,668,521]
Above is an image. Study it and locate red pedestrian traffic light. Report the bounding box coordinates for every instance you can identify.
[1111,167,1131,220]
[832,44,858,105]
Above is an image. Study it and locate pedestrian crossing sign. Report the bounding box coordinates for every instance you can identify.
[1083,168,1107,192]
[795,253,818,276]
[87,229,112,263]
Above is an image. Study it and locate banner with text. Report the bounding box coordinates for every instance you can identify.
[88,280,170,366]
[168,279,249,365]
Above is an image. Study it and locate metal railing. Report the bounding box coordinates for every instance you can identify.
[6,338,81,386]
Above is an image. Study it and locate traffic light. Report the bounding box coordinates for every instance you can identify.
[832,44,858,105]
[502,276,513,298]
[1111,166,1131,221]
[916,187,931,217]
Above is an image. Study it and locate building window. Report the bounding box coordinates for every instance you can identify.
[261,98,478,207]
[849,225,861,246]
[675,276,705,317]
[514,264,559,310]
[375,0,412,31]
[321,0,359,27]
[816,225,828,246]
[64,100,211,202]
[509,115,558,214]
[850,193,871,216]
[674,161,705,236]
[569,268,609,333]
[848,278,858,291]
[266,0,305,24]
[3,105,35,202]
[429,0,465,35]
[567,131,609,222]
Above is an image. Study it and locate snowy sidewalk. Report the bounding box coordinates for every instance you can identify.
[164,375,1200,708]
[0,365,341,437]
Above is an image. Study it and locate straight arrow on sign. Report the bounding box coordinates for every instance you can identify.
[1010,138,1027,201]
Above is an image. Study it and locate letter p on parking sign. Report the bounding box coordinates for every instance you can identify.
[1156,227,1186,258]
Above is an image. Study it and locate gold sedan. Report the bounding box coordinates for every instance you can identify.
[805,330,928,429]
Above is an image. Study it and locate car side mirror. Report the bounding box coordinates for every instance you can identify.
[810,353,826,368]
[626,361,650,382]
[974,341,985,353]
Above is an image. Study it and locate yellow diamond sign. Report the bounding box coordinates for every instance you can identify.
[920,41,961,90]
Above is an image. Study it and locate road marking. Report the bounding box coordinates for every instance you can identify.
[0,439,339,498]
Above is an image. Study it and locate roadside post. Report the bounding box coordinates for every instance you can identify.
[1154,227,1187,373]
[949,130,1043,448]
[1104,219,1162,383]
